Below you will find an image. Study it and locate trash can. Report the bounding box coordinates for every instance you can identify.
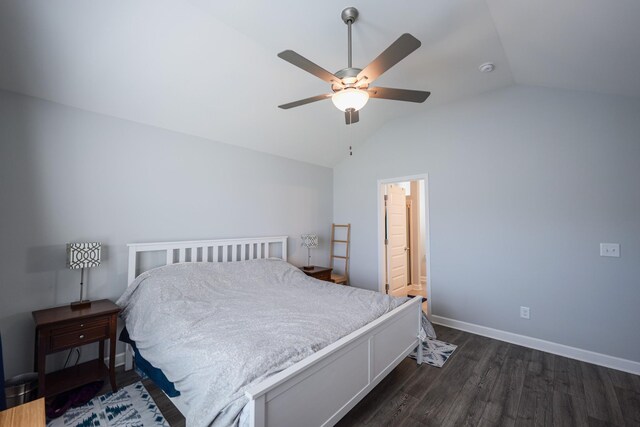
[4,373,38,408]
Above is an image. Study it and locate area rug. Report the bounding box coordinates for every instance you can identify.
[409,338,458,368]
[47,381,168,427]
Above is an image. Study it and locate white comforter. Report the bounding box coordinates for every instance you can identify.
[117,259,413,426]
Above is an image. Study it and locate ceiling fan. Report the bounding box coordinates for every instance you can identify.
[278,7,430,125]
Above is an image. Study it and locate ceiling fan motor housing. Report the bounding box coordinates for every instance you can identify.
[332,68,364,91]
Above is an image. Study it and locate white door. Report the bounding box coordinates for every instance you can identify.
[385,184,409,296]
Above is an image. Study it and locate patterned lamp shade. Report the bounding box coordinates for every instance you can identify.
[300,234,319,249]
[67,242,102,269]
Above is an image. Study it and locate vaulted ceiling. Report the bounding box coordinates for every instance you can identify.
[1,1,638,167]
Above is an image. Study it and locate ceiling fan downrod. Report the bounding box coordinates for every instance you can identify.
[341,7,359,69]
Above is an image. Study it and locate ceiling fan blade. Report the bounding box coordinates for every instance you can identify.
[278,93,332,109]
[278,50,342,85]
[345,109,359,125]
[357,34,421,84]
[367,87,430,103]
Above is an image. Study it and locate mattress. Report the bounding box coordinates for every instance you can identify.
[116,258,412,426]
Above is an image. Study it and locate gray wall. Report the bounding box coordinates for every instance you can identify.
[0,90,333,378]
[334,85,640,363]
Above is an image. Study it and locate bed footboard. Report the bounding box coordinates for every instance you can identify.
[245,296,423,427]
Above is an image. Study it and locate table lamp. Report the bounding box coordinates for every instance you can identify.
[300,234,318,271]
[66,242,101,310]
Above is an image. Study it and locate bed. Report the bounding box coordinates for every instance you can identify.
[119,236,424,427]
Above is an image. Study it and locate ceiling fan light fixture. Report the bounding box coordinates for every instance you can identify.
[331,88,369,112]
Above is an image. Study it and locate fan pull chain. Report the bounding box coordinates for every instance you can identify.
[348,109,353,156]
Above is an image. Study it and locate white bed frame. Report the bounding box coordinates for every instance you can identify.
[125,236,423,427]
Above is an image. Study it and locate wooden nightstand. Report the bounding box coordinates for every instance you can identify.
[301,266,333,282]
[32,299,120,399]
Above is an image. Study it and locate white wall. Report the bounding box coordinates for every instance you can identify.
[334,85,640,363]
[0,90,333,377]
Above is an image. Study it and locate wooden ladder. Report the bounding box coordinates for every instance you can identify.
[330,223,351,285]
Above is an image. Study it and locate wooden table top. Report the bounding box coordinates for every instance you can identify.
[32,299,120,327]
[0,398,45,426]
[301,266,332,274]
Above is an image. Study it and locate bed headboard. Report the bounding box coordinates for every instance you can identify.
[126,236,288,285]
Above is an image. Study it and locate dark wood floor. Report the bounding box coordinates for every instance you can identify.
[108,325,640,426]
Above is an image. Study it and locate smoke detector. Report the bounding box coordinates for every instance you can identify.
[479,62,495,73]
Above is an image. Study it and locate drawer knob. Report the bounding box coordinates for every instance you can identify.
[80,324,84,327]
[79,334,85,339]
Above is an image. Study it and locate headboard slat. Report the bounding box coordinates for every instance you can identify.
[126,236,288,285]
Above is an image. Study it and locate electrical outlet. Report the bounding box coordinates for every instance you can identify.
[600,243,620,257]
[520,306,530,319]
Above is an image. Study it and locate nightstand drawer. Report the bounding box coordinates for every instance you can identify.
[50,317,109,337]
[301,266,333,282]
[313,271,332,281]
[50,325,109,352]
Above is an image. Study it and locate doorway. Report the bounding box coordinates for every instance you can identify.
[377,175,431,315]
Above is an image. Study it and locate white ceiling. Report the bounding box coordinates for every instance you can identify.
[0,1,638,167]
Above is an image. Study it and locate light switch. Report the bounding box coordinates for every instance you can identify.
[600,243,620,258]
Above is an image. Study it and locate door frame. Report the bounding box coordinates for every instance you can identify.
[377,174,432,316]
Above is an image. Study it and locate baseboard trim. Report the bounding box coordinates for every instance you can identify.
[431,315,640,375]
[105,352,126,368]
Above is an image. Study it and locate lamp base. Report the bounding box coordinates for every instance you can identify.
[302,265,314,271]
[70,300,91,310]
